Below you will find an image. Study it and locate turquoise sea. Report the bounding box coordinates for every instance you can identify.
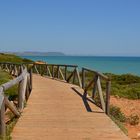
[21,56,140,76]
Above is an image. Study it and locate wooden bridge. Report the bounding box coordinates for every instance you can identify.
[0,63,129,140]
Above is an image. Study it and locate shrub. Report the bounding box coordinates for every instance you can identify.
[128,114,139,125]
[110,105,126,122]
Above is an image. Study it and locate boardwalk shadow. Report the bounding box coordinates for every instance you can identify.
[71,87,104,114]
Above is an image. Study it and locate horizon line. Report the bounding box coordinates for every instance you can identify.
[1,51,140,57]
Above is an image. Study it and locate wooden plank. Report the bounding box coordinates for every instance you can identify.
[59,67,65,80]
[52,65,54,78]
[11,75,128,140]
[83,67,109,81]
[82,68,85,89]
[25,76,30,101]
[64,66,67,80]
[18,73,28,111]
[0,98,5,137]
[97,77,105,112]
[29,69,32,91]
[84,79,94,92]
[0,87,4,109]
[66,69,75,82]
[46,64,78,67]
[5,64,9,72]
[106,81,111,115]
[34,65,39,74]
[14,65,18,76]
[76,68,82,88]
[46,65,48,76]
[2,70,26,91]
[47,66,52,77]
[57,66,60,78]
[5,96,20,117]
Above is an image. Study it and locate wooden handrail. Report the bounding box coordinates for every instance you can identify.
[82,68,111,115]
[0,65,32,137]
[32,63,82,87]
[82,67,110,81]
[0,62,111,115]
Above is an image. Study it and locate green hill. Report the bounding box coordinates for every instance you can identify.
[0,53,33,63]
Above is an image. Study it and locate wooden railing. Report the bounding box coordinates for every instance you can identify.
[31,64,111,114]
[32,63,82,87]
[82,68,111,115]
[0,62,23,76]
[0,62,111,136]
[0,63,32,137]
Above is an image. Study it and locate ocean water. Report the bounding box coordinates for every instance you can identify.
[21,56,140,76]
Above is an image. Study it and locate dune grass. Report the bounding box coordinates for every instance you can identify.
[107,73,140,99]
[0,53,32,63]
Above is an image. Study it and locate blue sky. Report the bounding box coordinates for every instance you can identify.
[0,0,140,56]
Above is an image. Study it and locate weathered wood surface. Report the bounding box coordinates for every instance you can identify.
[0,67,31,136]
[11,74,129,140]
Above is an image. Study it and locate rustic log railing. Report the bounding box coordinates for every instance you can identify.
[32,63,82,87]
[31,64,111,114]
[0,63,32,137]
[0,62,111,136]
[82,68,111,115]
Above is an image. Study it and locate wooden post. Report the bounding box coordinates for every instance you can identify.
[59,68,65,80]
[57,66,60,78]
[0,88,5,137]
[65,66,67,80]
[25,76,30,101]
[9,64,13,74]
[15,65,18,76]
[5,64,9,72]
[10,65,14,75]
[18,73,28,111]
[76,68,82,88]
[84,79,94,92]
[82,68,85,89]
[5,97,20,117]
[47,66,52,77]
[106,81,111,115]
[13,65,15,75]
[34,65,39,74]
[46,65,48,76]
[29,69,32,91]
[97,77,105,112]
[0,99,5,137]
[52,65,54,78]
[39,65,41,74]
[67,70,75,83]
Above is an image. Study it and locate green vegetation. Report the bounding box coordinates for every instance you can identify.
[0,53,33,63]
[0,70,18,140]
[106,73,140,99]
[110,115,128,135]
[0,70,18,98]
[34,64,140,100]
[110,105,126,122]
[0,53,33,139]
[109,105,127,134]
[79,71,140,135]
[1,53,140,138]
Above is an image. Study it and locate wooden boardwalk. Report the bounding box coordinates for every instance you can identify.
[11,74,129,140]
